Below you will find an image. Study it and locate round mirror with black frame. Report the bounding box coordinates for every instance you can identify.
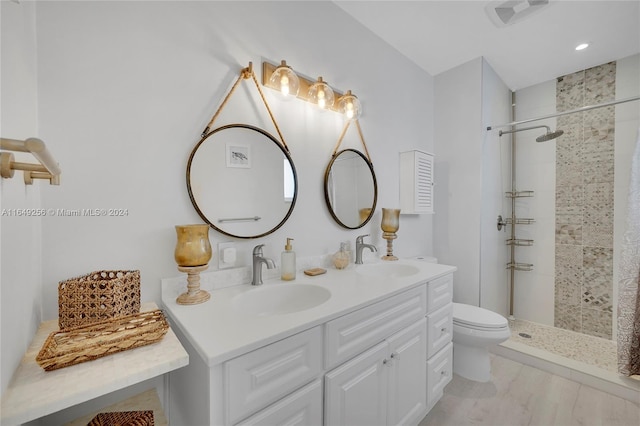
[187,124,298,239]
[324,148,377,229]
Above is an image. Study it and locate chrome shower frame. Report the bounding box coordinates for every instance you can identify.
[499,98,564,321]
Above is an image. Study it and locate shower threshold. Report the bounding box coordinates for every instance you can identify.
[491,318,640,403]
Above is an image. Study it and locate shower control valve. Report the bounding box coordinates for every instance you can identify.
[497,215,507,231]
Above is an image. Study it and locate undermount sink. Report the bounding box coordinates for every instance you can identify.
[356,262,420,279]
[232,284,331,316]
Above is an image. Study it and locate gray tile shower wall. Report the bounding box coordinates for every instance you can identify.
[555,62,616,339]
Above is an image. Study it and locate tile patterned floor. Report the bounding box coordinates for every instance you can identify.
[508,318,618,372]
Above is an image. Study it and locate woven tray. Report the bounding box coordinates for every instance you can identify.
[36,310,169,371]
[87,410,154,426]
[58,270,141,331]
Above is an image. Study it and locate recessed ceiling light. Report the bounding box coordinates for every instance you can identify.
[575,43,590,51]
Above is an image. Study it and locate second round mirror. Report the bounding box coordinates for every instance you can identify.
[324,149,377,229]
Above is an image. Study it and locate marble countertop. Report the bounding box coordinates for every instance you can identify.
[0,302,189,426]
[161,259,456,367]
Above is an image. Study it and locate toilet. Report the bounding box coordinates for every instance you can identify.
[452,302,510,382]
[413,255,511,382]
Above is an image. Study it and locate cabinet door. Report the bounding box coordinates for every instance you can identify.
[325,342,388,426]
[400,150,434,214]
[386,318,427,426]
[235,379,322,426]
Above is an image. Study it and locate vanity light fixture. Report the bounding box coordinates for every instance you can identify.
[262,60,362,120]
[308,77,335,110]
[337,90,362,121]
[268,60,300,98]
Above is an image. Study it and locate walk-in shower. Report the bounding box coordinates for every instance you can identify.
[488,92,639,325]
[485,60,640,392]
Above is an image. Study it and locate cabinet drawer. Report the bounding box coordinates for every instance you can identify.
[427,274,452,313]
[235,379,323,426]
[325,341,389,426]
[427,303,453,358]
[225,326,323,425]
[427,342,452,407]
[325,285,426,369]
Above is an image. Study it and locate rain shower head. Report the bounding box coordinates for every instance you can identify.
[536,129,564,142]
[499,125,563,142]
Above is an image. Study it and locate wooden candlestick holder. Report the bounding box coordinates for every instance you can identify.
[381,208,400,261]
[176,264,210,305]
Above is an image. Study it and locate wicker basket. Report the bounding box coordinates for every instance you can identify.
[36,310,169,371]
[87,410,155,426]
[58,270,141,331]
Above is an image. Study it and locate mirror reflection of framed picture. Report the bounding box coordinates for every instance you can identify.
[226,143,251,168]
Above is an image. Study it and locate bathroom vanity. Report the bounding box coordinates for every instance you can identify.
[161,260,455,426]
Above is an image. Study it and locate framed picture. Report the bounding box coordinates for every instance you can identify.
[226,143,251,168]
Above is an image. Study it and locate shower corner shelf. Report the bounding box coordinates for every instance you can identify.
[507,262,534,272]
[505,190,534,198]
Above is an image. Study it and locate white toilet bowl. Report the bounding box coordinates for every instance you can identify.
[452,302,510,382]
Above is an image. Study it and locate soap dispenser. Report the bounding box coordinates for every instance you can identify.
[281,238,296,281]
[332,241,350,270]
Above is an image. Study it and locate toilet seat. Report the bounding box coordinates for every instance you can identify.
[453,303,509,331]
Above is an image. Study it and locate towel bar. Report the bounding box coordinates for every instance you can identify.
[1,137,61,185]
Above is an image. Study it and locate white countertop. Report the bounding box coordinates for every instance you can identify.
[162,259,456,367]
[0,302,189,426]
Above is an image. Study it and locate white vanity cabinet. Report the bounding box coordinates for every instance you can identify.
[163,266,457,426]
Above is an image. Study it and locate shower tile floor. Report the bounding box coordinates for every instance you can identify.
[508,318,618,372]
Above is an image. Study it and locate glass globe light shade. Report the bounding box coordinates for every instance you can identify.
[337,90,362,121]
[307,77,335,110]
[269,60,300,99]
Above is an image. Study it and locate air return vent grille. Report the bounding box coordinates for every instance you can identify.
[485,0,551,28]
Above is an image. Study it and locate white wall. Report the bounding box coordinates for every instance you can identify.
[433,57,512,312]
[29,1,434,321]
[434,58,483,305]
[480,60,511,317]
[0,0,43,393]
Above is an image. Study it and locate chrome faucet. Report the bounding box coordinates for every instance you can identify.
[355,234,377,264]
[252,244,276,286]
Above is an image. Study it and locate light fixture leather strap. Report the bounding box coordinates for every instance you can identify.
[331,119,373,164]
[201,62,290,152]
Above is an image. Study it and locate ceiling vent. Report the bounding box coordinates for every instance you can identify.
[485,0,551,28]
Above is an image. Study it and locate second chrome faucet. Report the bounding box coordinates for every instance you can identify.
[355,234,377,264]
[252,244,276,285]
